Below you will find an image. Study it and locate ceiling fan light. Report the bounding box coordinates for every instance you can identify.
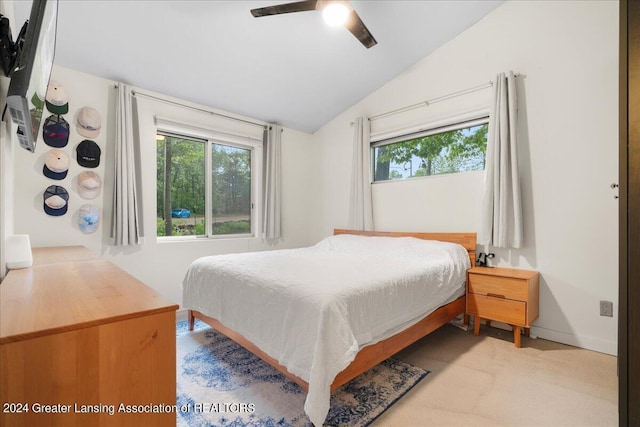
[322,3,349,26]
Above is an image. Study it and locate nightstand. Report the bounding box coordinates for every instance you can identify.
[466,266,539,348]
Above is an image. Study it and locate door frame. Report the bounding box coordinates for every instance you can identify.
[619,1,639,425]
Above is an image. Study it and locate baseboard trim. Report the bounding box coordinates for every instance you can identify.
[176,309,188,323]
[531,325,617,356]
[474,319,617,356]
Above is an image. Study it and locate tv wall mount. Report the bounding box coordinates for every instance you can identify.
[0,14,28,77]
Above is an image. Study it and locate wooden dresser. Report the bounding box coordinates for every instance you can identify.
[466,266,540,348]
[0,246,179,427]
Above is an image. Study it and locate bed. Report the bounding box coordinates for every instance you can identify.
[182,229,476,425]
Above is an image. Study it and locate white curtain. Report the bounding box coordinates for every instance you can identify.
[479,71,523,248]
[262,124,282,242]
[111,83,142,246]
[348,117,374,231]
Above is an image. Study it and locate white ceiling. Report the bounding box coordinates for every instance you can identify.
[14,0,504,133]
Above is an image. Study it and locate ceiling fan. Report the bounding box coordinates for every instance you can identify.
[250,0,377,49]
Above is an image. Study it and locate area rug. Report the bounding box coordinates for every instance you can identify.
[176,320,429,427]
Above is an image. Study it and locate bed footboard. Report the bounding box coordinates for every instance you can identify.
[186,295,465,393]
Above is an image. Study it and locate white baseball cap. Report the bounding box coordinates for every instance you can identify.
[79,204,100,234]
[76,107,102,138]
[45,81,69,114]
[43,149,70,180]
[78,171,102,199]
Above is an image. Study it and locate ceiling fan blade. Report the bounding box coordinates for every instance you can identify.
[251,0,318,18]
[344,9,377,49]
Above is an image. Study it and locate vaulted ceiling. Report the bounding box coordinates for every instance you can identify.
[14,0,504,133]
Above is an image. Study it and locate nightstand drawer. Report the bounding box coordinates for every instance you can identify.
[468,273,528,301]
[467,293,526,325]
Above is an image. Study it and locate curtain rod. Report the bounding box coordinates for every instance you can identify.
[368,73,520,122]
[114,84,266,129]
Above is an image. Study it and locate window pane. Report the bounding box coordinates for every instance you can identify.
[156,134,206,237]
[373,123,488,182]
[211,144,251,235]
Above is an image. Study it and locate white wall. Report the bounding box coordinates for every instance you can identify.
[0,1,17,279]
[310,0,619,355]
[0,75,14,279]
[11,65,316,306]
[4,0,619,354]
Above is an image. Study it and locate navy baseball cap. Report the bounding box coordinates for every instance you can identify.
[43,115,70,148]
[43,185,69,216]
[43,149,70,180]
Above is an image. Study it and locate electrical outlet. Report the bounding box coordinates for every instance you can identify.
[600,300,613,317]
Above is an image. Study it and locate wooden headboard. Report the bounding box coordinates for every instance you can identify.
[333,229,477,267]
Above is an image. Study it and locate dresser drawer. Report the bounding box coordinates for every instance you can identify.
[468,273,528,301]
[467,293,526,325]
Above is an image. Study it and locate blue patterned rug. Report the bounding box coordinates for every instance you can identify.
[176,320,429,427]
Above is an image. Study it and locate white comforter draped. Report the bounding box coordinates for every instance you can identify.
[182,234,470,426]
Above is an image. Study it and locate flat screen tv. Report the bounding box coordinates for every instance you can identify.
[5,0,57,153]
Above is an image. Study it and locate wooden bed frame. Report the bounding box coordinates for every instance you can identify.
[188,229,477,392]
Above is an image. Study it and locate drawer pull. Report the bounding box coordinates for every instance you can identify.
[487,293,506,299]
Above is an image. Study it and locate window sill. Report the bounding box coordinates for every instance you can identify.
[372,169,484,185]
[157,234,256,244]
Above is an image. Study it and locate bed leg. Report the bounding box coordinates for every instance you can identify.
[463,314,470,325]
[188,310,195,331]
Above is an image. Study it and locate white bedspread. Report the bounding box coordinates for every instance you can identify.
[182,234,470,426]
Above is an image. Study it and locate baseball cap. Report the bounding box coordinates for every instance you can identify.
[42,115,70,148]
[43,185,69,216]
[78,171,102,199]
[45,81,69,115]
[43,149,70,180]
[76,140,101,168]
[76,107,102,139]
[79,204,100,234]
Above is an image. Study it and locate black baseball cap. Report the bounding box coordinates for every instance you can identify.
[76,140,101,168]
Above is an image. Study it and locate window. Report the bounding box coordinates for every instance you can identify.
[372,118,489,182]
[211,143,252,235]
[156,131,256,238]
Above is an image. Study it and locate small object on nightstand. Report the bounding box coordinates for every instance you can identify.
[466,266,540,348]
[476,252,495,267]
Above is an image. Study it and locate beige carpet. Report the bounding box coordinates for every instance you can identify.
[373,323,617,426]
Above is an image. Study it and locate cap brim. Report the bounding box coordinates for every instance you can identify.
[46,101,69,115]
[77,126,100,139]
[78,188,101,199]
[43,165,68,180]
[43,137,69,148]
[44,202,68,216]
[80,222,99,233]
[77,157,100,168]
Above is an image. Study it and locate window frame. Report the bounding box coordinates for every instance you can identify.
[155,120,262,241]
[370,115,490,183]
